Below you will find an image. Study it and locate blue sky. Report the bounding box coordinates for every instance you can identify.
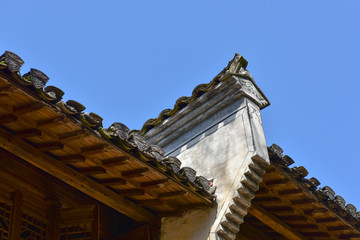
[2,1,360,207]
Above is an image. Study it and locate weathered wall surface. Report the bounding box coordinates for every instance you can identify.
[146,75,270,240]
[166,98,253,207]
[160,208,217,240]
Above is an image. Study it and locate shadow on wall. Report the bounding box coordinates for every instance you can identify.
[160,206,218,240]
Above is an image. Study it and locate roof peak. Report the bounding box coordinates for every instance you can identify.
[225,53,248,74]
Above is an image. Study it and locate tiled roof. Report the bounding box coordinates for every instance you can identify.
[268,143,360,228]
[137,53,270,136]
[0,50,214,201]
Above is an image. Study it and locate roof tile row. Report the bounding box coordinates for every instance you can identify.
[138,53,255,135]
[269,144,360,228]
[0,50,214,201]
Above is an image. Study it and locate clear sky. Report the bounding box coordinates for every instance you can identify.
[2,1,360,207]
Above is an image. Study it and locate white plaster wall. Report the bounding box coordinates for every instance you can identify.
[160,97,269,240]
[174,106,250,208]
[160,208,217,240]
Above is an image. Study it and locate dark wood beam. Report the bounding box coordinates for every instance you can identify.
[277,215,307,222]
[48,205,59,240]
[315,217,338,223]
[9,191,22,240]
[289,224,318,230]
[0,85,15,93]
[101,156,129,167]
[265,178,289,186]
[36,116,65,127]
[78,167,107,175]
[57,154,86,164]
[339,233,360,239]
[13,102,44,115]
[121,168,149,178]
[252,196,281,204]
[117,189,145,197]
[278,189,302,196]
[291,199,315,205]
[97,178,126,186]
[81,144,107,156]
[237,222,272,240]
[136,199,163,207]
[15,128,42,138]
[159,190,186,200]
[0,127,157,222]
[37,142,64,151]
[301,232,329,238]
[0,114,17,124]
[58,129,87,142]
[265,206,294,213]
[140,179,168,189]
[327,225,351,231]
[248,203,305,240]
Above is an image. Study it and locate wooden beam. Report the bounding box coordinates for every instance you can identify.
[289,224,318,230]
[81,144,107,155]
[301,232,329,238]
[0,114,17,124]
[252,196,281,204]
[57,154,86,164]
[303,207,327,215]
[265,206,294,213]
[339,233,360,239]
[101,156,129,167]
[117,189,145,196]
[236,232,252,240]
[9,191,23,240]
[13,102,44,115]
[136,199,163,207]
[265,178,289,186]
[121,168,149,178]
[58,129,87,142]
[0,127,156,222]
[92,205,99,240]
[36,116,65,127]
[159,190,186,200]
[97,178,126,186]
[248,203,305,240]
[0,85,15,93]
[277,215,307,222]
[78,167,107,175]
[48,205,59,240]
[272,164,360,236]
[15,128,42,138]
[327,225,351,231]
[278,189,302,196]
[315,217,338,223]
[140,179,168,189]
[37,142,64,151]
[291,199,315,205]
[237,222,272,240]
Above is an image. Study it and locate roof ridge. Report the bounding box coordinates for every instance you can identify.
[137,53,268,136]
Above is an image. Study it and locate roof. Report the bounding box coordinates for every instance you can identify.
[0,50,214,221]
[267,144,360,225]
[238,144,360,239]
[138,53,270,136]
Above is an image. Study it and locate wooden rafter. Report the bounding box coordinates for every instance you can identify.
[267,164,360,237]
[0,127,157,222]
[248,203,305,240]
[0,74,212,215]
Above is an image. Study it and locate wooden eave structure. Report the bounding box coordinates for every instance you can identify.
[0,51,213,225]
[238,144,360,240]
